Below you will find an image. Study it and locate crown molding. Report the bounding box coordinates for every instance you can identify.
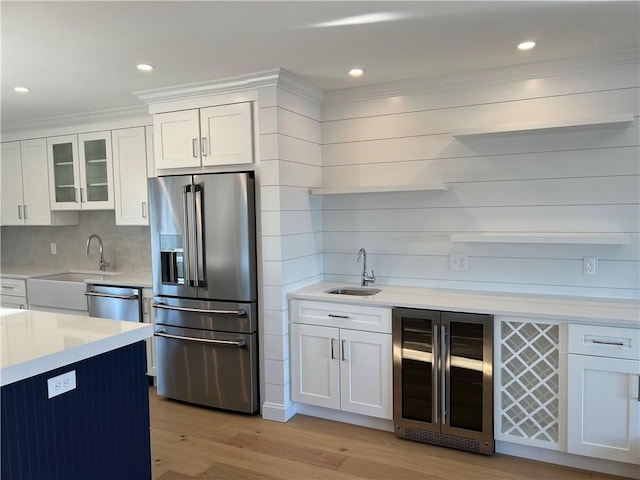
[1,105,151,137]
[135,68,324,107]
[323,49,640,105]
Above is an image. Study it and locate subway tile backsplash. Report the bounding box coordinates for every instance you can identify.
[0,211,151,273]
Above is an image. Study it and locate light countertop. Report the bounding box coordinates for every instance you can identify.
[288,282,640,327]
[0,308,153,387]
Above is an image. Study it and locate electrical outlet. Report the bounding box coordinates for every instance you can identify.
[449,253,468,271]
[50,243,56,255]
[47,370,76,399]
[583,257,599,276]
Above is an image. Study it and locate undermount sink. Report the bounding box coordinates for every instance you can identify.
[325,287,381,296]
[27,271,122,311]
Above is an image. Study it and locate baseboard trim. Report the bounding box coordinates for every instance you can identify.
[496,441,639,479]
[261,402,297,423]
[293,403,394,432]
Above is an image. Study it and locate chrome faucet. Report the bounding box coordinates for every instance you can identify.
[356,248,376,287]
[85,234,110,272]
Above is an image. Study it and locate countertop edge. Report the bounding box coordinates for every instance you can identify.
[1,322,153,387]
[287,283,640,327]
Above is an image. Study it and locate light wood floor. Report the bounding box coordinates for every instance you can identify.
[148,387,628,480]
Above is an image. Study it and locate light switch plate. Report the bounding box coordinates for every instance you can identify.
[47,370,76,398]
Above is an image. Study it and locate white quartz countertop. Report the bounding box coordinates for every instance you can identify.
[0,309,153,387]
[288,282,640,327]
[0,265,152,288]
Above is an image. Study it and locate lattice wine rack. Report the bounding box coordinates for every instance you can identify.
[498,320,560,448]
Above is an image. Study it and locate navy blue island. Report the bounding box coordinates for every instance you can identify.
[0,308,153,479]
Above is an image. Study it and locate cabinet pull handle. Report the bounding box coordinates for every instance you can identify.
[23,205,28,219]
[1,285,16,290]
[192,138,198,158]
[591,339,625,346]
[17,205,22,219]
[201,137,207,157]
[637,375,640,403]
[341,339,349,361]
[330,338,336,360]
[328,314,350,319]
[142,202,147,218]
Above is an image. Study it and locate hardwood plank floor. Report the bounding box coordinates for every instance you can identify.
[148,388,629,480]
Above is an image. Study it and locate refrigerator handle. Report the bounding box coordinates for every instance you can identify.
[193,184,204,287]
[182,185,193,286]
[441,323,448,427]
[433,323,439,425]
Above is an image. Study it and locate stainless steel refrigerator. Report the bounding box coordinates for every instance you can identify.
[148,172,258,413]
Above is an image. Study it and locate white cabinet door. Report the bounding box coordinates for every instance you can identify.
[112,127,149,225]
[1,142,24,225]
[142,288,156,377]
[290,323,340,410]
[567,354,640,464]
[78,131,114,210]
[340,328,392,419]
[47,134,81,210]
[153,109,200,169]
[200,103,253,167]
[21,138,53,225]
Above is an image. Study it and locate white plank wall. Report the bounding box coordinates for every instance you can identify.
[258,84,323,421]
[320,64,640,298]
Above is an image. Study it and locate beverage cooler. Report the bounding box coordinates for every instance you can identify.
[392,308,494,454]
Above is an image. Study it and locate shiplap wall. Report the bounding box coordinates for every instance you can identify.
[320,64,640,299]
[259,82,323,421]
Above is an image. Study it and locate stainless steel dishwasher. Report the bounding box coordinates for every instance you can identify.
[85,284,143,322]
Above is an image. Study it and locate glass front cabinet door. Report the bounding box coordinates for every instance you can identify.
[47,131,114,211]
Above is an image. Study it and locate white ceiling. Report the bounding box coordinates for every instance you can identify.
[2,1,639,131]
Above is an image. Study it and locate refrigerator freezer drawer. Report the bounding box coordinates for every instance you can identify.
[154,325,258,413]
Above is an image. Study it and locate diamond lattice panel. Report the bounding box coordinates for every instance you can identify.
[500,320,560,445]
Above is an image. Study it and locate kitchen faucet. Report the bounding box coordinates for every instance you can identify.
[86,234,110,272]
[356,248,376,287]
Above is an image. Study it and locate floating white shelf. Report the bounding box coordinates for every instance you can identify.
[309,184,450,195]
[451,114,634,138]
[450,233,631,245]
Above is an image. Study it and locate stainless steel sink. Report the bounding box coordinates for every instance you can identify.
[325,287,381,296]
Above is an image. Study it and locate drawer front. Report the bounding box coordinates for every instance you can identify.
[291,300,391,333]
[0,278,26,297]
[568,324,640,360]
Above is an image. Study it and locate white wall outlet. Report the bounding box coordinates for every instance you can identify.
[50,242,56,255]
[583,257,599,276]
[449,253,468,271]
[47,370,76,398]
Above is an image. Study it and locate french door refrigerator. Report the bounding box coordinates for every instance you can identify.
[393,308,494,454]
[149,172,258,413]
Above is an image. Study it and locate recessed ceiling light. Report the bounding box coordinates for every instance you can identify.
[517,41,537,51]
[137,64,155,72]
[349,68,365,77]
[14,86,30,93]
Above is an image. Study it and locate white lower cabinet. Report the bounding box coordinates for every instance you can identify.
[0,277,27,309]
[142,288,157,378]
[290,300,392,420]
[567,324,640,464]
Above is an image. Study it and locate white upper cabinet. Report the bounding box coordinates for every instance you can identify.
[47,131,114,210]
[153,102,253,170]
[1,142,24,225]
[112,126,152,225]
[2,139,73,226]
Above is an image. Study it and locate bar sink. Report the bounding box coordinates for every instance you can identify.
[325,287,381,296]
